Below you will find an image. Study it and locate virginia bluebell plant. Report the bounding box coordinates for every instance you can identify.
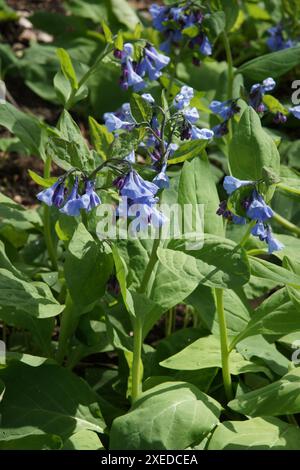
[114,42,170,91]
[149,2,212,62]
[266,24,295,51]
[218,176,284,253]
[37,175,101,216]
[209,99,240,137]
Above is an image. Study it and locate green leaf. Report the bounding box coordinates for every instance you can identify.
[0,428,62,450]
[208,417,300,450]
[110,0,140,30]
[48,110,96,171]
[56,48,78,90]
[188,285,250,336]
[130,93,152,123]
[101,20,113,43]
[0,103,47,159]
[219,0,239,31]
[263,94,288,115]
[0,269,64,318]
[158,236,250,290]
[229,106,280,181]
[0,193,41,231]
[231,287,300,346]
[64,223,113,308]
[229,368,300,416]
[204,11,226,37]
[168,141,208,165]
[177,153,224,236]
[249,256,300,288]
[0,362,105,439]
[238,46,300,81]
[88,116,113,161]
[110,382,221,450]
[160,335,271,377]
[114,31,123,50]
[182,24,199,38]
[62,430,103,450]
[28,170,57,188]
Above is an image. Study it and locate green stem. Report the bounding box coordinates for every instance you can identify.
[277,183,300,197]
[237,220,256,249]
[56,293,76,365]
[273,212,300,237]
[215,287,233,402]
[247,248,268,256]
[221,32,234,100]
[130,236,161,402]
[131,316,143,402]
[43,155,58,271]
[139,237,160,293]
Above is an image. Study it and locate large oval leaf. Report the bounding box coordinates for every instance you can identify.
[208,417,300,450]
[238,46,300,81]
[229,106,280,181]
[228,368,300,416]
[110,381,221,450]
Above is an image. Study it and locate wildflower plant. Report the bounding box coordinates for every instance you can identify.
[0,0,300,452]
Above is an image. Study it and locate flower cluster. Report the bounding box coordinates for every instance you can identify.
[248,77,276,113]
[149,3,212,60]
[104,87,214,170]
[266,24,295,52]
[217,176,284,253]
[114,42,170,91]
[209,99,240,137]
[114,170,167,230]
[247,77,300,124]
[37,177,101,216]
[173,86,214,140]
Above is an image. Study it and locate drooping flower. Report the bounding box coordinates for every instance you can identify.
[104,103,135,133]
[116,170,158,200]
[209,100,240,120]
[267,24,294,51]
[149,3,212,60]
[81,180,101,212]
[183,107,199,124]
[249,77,276,113]
[246,190,273,222]
[126,59,145,91]
[141,93,155,104]
[60,177,86,216]
[191,126,214,140]
[173,86,194,110]
[223,176,253,195]
[289,105,300,119]
[116,42,169,91]
[251,221,267,241]
[152,163,169,189]
[212,121,229,138]
[266,227,284,254]
[124,150,136,163]
[37,179,65,208]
